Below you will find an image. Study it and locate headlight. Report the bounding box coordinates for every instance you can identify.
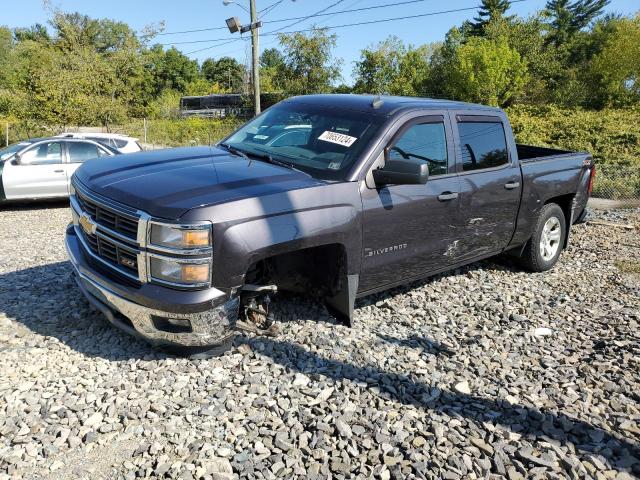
[149,256,211,286]
[146,221,213,288]
[149,222,211,250]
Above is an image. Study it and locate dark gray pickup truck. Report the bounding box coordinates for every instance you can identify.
[65,94,595,354]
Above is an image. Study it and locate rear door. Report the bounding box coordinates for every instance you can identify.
[359,114,462,292]
[2,141,67,199]
[65,141,112,193]
[452,113,521,260]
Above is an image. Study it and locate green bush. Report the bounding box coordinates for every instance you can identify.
[506,105,640,166]
[120,117,244,147]
[506,105,640,199]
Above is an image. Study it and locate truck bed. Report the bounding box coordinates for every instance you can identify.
[516,144,574,162]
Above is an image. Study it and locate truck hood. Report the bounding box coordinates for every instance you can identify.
[74,146,325,219]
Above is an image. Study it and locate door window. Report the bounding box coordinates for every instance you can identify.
[458,122,508,171]
[68,142,101,163]
[19,142,62,165]
[388,122,448,176]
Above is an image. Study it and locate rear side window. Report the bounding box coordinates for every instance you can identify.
[68,142,101,163]
[458,122,508,171]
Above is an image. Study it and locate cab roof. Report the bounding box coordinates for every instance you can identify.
[281,94,502,117]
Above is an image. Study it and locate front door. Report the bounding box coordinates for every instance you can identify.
[2,141,68,199]
[359,117,462,293]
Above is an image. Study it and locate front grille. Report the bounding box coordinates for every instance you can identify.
[83,232,138,274]
[72,181,142,282]
[76,189,138,240]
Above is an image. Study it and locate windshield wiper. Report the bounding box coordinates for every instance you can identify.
[222,143,305,174]
[219,143,250,162]
[249,146,307,174]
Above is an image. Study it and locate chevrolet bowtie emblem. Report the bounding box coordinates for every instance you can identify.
[79,213,97,235]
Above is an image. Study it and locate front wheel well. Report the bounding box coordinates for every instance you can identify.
[245,244,348,297]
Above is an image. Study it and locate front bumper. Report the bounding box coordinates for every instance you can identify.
[65,225,239,349]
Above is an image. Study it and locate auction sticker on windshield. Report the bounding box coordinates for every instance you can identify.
[318,131,357,147]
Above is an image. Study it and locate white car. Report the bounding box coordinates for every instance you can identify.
[0,137,117,201]
[55,132,142,154]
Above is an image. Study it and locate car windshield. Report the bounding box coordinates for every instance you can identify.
[0,142,31,161]
[222,102,385,180]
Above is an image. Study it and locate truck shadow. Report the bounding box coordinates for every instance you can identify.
[0,261,162,361]
[242,335,640,475]
[0,256,520,361]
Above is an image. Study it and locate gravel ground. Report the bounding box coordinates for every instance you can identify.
[0,203,639,480]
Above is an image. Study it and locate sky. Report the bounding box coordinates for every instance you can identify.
[2,0,638,83]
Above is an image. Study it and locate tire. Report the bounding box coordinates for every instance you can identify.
[519,203,566,272]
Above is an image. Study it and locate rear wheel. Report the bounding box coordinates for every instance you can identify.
[519,203,566,272]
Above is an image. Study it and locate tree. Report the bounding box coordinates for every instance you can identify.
[147,45,199,95]
[545,0,610,46]
[483,16,565,103]
[260,48,285,69]
[471,0,512,34]
[259,48,286,92]
[444,37,528,106]
[13,24,50,43]
[277,28,342,95]
[423,27,464,98]
[589,15,640,106]
[201,57,245,92]
[0,26,12,66]
[50,12,140,52]
[353,36,431,96]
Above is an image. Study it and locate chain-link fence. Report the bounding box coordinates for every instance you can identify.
[119,117,243,150]
[593,164,640,201]
[1,119,57,145]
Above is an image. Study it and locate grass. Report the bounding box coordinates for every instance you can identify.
[615,260,640,275]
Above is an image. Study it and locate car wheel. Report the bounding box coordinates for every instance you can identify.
[519,203,566,272]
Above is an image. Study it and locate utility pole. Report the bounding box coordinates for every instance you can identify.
[250,0,261,115]
[224,0,262,116]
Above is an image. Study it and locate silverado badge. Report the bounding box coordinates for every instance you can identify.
[79,213,97,235]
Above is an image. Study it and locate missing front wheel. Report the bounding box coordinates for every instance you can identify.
[236,284,279,336]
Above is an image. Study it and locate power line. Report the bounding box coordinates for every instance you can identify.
[259,0,286,16]
[158,0,437,36]
[185,38,244,55]
[265,0,346,35]
[162,0,529,47]
[313,0,366,27]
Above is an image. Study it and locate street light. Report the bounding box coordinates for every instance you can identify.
[223,0,250,13]
[224,0,262,115]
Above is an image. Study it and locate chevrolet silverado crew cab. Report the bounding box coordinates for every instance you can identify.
[65,95,595,354]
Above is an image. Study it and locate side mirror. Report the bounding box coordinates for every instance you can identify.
[373,157,429,186]
[11,154,21,166]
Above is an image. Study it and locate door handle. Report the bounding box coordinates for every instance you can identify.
[437,192,459,201]
[54,169,64,173]
[504,181,520,190]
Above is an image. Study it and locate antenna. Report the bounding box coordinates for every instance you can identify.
[372,95,384,109]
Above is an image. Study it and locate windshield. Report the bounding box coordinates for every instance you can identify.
[223,102,385,180]
[0,142,31,161]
